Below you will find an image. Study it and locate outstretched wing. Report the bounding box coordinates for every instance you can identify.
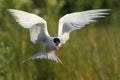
[58,9,110,44]
[8,9,50,44]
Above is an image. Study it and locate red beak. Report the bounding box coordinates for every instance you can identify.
[55,44,59,56]
[55,44,59,51]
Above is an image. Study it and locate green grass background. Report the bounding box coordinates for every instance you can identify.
[0,0,120,80]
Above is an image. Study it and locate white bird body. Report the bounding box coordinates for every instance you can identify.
[8,9,110,63]
[44,37,56,51]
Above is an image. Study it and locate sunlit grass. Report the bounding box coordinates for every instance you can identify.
[0,15,120,80]
[0,0,120,79]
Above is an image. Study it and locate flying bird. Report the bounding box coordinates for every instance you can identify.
[7,9,110,63]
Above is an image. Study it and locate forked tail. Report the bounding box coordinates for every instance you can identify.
[25,50,63,64]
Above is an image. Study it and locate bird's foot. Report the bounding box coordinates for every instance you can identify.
[45,51,48,58]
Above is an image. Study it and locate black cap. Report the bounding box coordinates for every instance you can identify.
[53,38,60,44]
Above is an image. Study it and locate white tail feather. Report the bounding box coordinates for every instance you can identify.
[25,50,63,64]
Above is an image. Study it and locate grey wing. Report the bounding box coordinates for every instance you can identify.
[58,9,110,44]
[30,23,50,44]
[8,9,50,44]
[25,50,46,61]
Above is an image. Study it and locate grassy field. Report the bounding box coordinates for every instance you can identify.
[0,0,120,80]
[0,20,120,80]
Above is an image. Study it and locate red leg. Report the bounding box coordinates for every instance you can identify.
[45,51,48,58]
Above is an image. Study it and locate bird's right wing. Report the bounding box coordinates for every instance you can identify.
[8,9,50,44]
[58,9,110,44]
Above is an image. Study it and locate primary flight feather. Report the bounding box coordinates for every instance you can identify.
[8,9,110,63]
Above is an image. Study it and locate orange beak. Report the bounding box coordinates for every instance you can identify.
[55,44,59,51]
[55,44,59,56]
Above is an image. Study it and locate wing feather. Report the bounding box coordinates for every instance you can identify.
[58,9,110,44]
[8,9,50,44]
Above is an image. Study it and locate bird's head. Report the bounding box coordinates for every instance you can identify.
[53,38,60,51]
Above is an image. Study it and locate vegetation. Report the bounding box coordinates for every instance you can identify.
[0,0,120,80]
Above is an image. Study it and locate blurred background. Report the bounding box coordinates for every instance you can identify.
[0,0,120,80]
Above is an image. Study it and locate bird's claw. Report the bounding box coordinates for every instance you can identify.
[45,51,48,58]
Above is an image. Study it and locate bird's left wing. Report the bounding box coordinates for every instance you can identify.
[58,9,110,44]
[8,9,50,44]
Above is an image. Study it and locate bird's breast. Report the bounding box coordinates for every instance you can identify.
[44,39,55,51]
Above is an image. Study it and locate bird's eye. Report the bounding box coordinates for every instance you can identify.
[53,38,60,44]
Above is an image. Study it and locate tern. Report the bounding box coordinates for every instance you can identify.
[8,9,110,63]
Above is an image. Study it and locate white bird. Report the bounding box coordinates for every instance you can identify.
[7,9,110,63]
